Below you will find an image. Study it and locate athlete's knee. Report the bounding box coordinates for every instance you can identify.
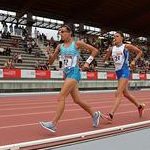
[115,91,123,98]
[123,91,128,98]
[73,98,80,104]
[57,93,66,102]
[123,88,131,98]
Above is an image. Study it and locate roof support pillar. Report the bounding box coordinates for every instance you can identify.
[26,12,34,36]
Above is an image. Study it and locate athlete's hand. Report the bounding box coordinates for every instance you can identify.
[130,60,136,69]
[83,62,90,71]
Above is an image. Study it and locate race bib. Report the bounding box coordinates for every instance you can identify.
[63,55,73,68]
[113,52,124,70]
[113,52,123,64]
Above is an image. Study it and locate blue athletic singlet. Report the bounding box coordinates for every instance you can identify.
[60,40,81,81]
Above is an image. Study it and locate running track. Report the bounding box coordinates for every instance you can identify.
[0,91,150,149]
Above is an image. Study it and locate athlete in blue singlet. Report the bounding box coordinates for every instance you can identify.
[103,31,145,122]
[40,24,104,132]
[60,40,81,82]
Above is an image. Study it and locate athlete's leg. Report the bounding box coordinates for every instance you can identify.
[123,86,145,117]
[123,85,139,107]
[110,78,128,115]
[70,83,94,116]
[52,79,77,126]
[70,83,101,127]
[103,78,129,122]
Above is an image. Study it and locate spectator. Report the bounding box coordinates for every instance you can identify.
[89,63,97,72]
[4,47,11,56]
[17,53,23,63]
[144,61,150,72]
[9,24,13,34]
[12,53,18,63]
[6,31,11,39]
[3,58,15,69]
[0,46,5,55]
[53,66,57,71]
[27,41,32,54]
[34,27,38,39]
[34,49,41,57]
[40,61,48,70]
[12,39,19,48]
[31,40,36,48]
[35,60,41,70]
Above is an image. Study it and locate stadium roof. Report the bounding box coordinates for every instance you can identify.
[0,0,150,36]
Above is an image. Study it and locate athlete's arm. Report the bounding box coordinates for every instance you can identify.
[125,44,143,68]
[48,44,60,65]
[75,41,98,57]
[102,47,112,62]
[75,40,98,69]
[125,44,143,62]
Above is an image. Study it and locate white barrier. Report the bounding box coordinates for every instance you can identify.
[0,120,150,150]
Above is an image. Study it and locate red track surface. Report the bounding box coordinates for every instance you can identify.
[0,91,150,148]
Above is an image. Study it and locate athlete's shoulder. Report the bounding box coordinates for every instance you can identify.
[75,40,83,45]
[74,40,84,49]
[125,43,131,49]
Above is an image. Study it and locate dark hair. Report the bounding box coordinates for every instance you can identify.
[62,23,74,36]
[116,31,124,39]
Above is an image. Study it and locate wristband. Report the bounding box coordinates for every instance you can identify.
[86,56,94,64]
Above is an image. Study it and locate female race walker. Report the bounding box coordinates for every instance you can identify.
[103,31,145,122]
[40,24,104,132]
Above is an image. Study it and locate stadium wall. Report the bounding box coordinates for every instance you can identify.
[0,69,150,92]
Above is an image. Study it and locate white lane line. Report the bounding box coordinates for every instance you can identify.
[0,108,149,130]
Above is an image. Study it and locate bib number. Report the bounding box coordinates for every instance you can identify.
[63,55,73,68]
[113,55,121,62]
